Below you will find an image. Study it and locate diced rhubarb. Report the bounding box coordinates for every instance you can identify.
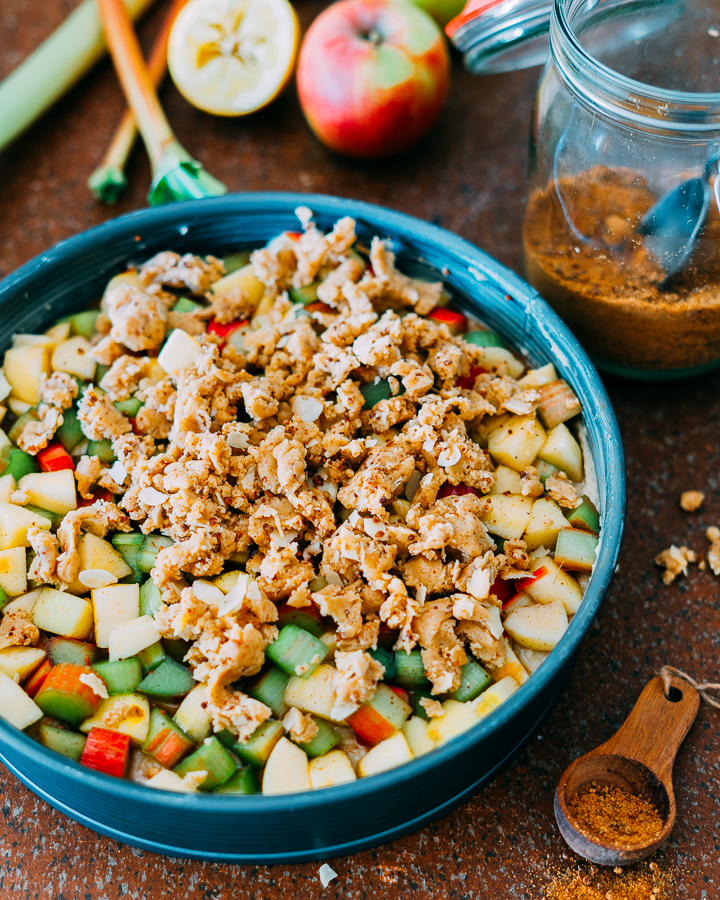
[428,307,467,336]
[389,686,410,703]
[438,482,482,499]
[78,488,113,507]
[207,318,248,348]
[489,576,513,606]
[80,727,131,778]
[36,443,75,473]
[304,301,335,314]
[537,379,582,429]
[35,664,105,726]
[142,707,195,768]
[24,658,52,697]
[346,683,411,746]
[456,364,487,390]
[276,600,324,637]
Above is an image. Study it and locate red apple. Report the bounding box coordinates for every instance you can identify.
[297,0,451,160]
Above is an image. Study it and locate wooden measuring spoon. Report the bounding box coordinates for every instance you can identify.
[554,673,699,866]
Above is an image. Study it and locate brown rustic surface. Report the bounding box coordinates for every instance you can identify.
[1,1,719,897]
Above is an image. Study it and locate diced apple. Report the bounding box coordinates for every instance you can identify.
[146,768,201,793]
[7,397,32,416]
[470,412,511,448]
[487,638,528,686]
[51,336,96,380]
[102,271,141,308]
[0,670,43,730]
[46,322,72,342]
[517,362,557,388]
[357,730,414,777]
[489,465,522,494]
[474,676,519,719]
[157,329,202,377]
[262,736,311,794]
[18,470,77,516]
[32,587,93,639]
[525,557,583,615]
[3,588,43,618]
[504,599,568,652]
[536,423,583,483]
[211,570,242,593]
[173,683,212,743]
[0,547,27,596]
[80,693,151,745]
[523,497,571,551]
[514,645,549,674]
[284,664,341,721]
[488,415,546,472]
[479,493,533,540]
[481,347,525,379]
[4,345,50,404]
[92,583,140,648]
[426,699,477,744]
[0,646,46,680]
[108,615,161,662]
[402,716,438,757]
[501,589,533,616]
[309,749,357,789]
[210,263,265,307]
[0,474,16,503]
[0,502,51,550]
[79,534,132,581]
[13,334,58,350]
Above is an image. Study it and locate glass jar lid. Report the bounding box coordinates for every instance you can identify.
[447,0,686,77]
[446,0,552,76]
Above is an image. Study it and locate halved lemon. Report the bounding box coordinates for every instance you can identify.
[167,0,299,116]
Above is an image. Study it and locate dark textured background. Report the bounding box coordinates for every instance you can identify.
[1,1,718,897]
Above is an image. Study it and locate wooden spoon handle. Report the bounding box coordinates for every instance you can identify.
[600,675,699,786]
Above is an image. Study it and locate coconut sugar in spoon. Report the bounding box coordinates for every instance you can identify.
[554,673,699,867]
[637,156,719,287]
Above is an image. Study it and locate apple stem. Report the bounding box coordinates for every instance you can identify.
[367,29,382,47]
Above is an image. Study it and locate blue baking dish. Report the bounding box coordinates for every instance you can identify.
[0,193,625,863]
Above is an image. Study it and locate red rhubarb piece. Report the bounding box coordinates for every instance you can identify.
[81,727,131,778]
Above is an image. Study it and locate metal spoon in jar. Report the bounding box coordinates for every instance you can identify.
[637,155,720,287]
[554,673,699,867]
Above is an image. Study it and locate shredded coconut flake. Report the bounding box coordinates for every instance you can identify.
[108,461,128,484]
[292,396,324,422]
[192,579,225,606]
[138,487,170,506]
[218,573,250,616]
[79,672,109,699]
[318,864,337,888]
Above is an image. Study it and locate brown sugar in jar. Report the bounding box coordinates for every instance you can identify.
[523,165,720,374]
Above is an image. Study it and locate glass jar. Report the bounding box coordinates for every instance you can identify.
[521,0,720,377]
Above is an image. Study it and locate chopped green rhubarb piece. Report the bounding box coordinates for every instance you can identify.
[276,606,324,638]
[174,735,236,790]
[368,646,395,679]
[142,707,195,768]
[554,528,599,573]
[288,282,319,304]
[47,638,102,667]
[565,496,600,534]
[87,439,115,464]
[137,535,174,573]
[162,638,191,663]
[114,397,142,417]
[360,378,403,410]
[265,625,328,678]
[7,411,39,446]
[24,504,64,530]
[0,584,9,610]
[213,766,259,794]
[136,641,166,676]
[1,446,39,480]
[394,649,430,688]
[464,330,504,348]
[534,460,559,484]
[35,664,103,726]
[537,379,581,429]
[450,658,492,702]
[112,532,144,582]
[222,250,251,273]
[68,311,100,340]
[137,658,196,698]
[245,666,290,718]
[308,575,328,592]
[139,578,162,617]
[56,407,85,452]
[296,715,341,758]
[94,364,110,386]
[410,689,434,721]
[37,722,87,762]
[233,719,284,768]
[172,296,202,313]
[91,658,142,695]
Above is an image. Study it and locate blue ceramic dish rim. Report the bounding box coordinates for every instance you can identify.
[0,193,625,813]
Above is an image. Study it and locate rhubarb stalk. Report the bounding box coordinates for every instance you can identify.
[89,0,189,203]
[95,0,226,206]
[0,0,158,152]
